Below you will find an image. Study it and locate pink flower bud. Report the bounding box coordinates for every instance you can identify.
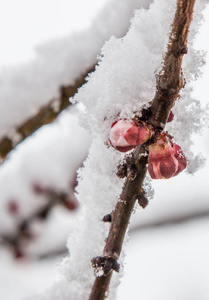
[109,120,153,152]
[148,135,178,179]
[8,200,19,214]
[173,143,187,175]
[167,111,174,123]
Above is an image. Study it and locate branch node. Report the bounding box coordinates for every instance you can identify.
[91,256,120,276]
[127,164,138,181]
[116,163,127,178]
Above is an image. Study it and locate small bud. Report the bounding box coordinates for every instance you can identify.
[33,183,49,195]
[173,143,187,175]
[109,120,153,152]
[127,164,138,181]
[148,135,178,179]
[63,199,78,210]
[167,111,174,123]
[91,256,119,276]
[116,163,127,178]
[103,214,112,222]
[61,193,78,210]
[14,248,24,259]
[137,189,149,208]
[8,200,19,215]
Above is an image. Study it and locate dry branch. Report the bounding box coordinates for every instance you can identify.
[89,0,196,298]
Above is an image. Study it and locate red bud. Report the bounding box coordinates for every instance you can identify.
[148,135,178,179]
[148,135,187,179]
[8,200,19,215]
[167,111,174,123]
[109,120,153,152]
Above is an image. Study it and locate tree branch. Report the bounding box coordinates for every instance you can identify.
[89,146,148,300]
[149,0,196,129]
[89,0,196,298]
[0,66,95,163]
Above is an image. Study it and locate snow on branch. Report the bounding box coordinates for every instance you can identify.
[0,68,93,162]
[28,0,208,299]
[0,0,152,163]
[90,1,198,297]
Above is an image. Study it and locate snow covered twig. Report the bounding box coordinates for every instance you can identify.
[89,146,148,300]
[89,0,196,298]
[0,66,94,163]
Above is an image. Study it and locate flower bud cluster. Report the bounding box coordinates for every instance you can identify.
[109,116,187,179]
[148,134,187,179]
[109,119,154,152]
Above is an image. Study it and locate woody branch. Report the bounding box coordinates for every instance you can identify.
[89,0,196,299]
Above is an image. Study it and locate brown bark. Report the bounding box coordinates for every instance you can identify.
[89,146,148,300]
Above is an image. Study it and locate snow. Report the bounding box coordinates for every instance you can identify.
[0,0,151,141]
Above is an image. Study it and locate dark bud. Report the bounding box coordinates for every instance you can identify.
[61,193,78,211]
[137,189,149,209]
[180,46,188,54]
[116,163,127,178]
[102,214,112,223]
[107,257,120,273]
[37,206,50,219]
[91,256,120,276]
[63,199,78,210]
[19,220,29,232]
[167,111,174,123]
[14,247,24,259]
[127,164,138,181]
[33,183,49,195]
[8,200,19,215]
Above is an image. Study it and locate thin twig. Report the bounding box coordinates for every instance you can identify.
[89,0,196,298]
[0,66,95,163]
